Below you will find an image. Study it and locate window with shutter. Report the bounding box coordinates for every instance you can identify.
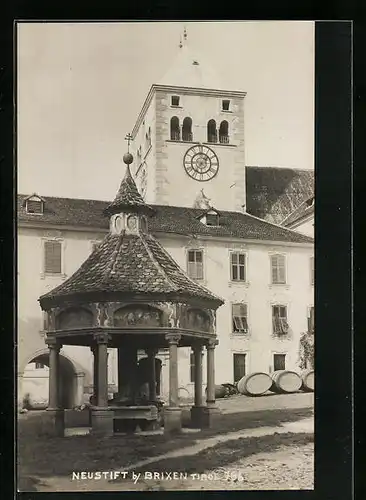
[272,305,289,335]
[232,303,248,333]
[231,252,246,282]
[271,254,286,284]
[44,240,62,274]
[273,353,286,371]
[187,250,204,280]
[233,353,246,382]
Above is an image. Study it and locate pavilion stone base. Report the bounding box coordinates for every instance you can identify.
[194,405,222,429]
[164,407,182,434]
[90,407,114,436]
[44,409,65,437]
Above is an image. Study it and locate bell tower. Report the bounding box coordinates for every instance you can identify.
[130,30,247,212]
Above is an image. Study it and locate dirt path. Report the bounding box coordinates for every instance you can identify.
[34,417,313,492]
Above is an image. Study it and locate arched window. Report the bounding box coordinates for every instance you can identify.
[207,119,217,143]
[182,117,193,142]
[219,120,229,144]
[170,116,180,141]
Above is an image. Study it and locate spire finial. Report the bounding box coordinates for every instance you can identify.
[123,133,134,166]
[183,26,187,42]
[125,132,132,153]
[179,36,182,49]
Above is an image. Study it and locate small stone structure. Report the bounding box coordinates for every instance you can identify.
[38,151,224,436]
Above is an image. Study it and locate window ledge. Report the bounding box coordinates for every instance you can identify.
[221,110,233,113]
[166,139,197,145]
[228,281,250,288]
[170,105,183,109]
[269,284,290,290]
[40,273,67,280]
[202,142,237,148]
[230,332,250,338]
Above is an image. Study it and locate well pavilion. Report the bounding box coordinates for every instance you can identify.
[38,151,224,436]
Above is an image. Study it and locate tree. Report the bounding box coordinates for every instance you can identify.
[298,330,315,370]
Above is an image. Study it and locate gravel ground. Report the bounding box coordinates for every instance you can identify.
[130,442,314,491]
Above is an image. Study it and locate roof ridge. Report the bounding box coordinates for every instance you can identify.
[244,211,313,242]
[101,232,125,283]
[139,233,179,292]
[144,233,224,302]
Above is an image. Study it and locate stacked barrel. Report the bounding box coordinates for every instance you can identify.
[234,370,314,396]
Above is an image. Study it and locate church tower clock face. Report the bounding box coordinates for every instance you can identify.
[183,145,219,182]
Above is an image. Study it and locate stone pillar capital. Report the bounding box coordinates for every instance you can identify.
[46,337,62,350]
[206,338,219,350]
[165,334,181,345]
[93,332,111,345]
[191,342,204,353]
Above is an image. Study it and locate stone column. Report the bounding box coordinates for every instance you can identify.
[146,348,158,402]
[206,339,217,407]
[45,338,64,436]
[91,345,99,405]
[190,343,205,427]
[203,338,221,428]
[90,332,113,436]
[164,334,182,434]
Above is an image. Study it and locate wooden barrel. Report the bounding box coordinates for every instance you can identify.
[270,370,302,394]
[237,372,273,396]
[301,370,314,392]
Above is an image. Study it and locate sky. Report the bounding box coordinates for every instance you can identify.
[17,21,314,201]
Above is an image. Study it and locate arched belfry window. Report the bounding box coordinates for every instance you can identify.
[182,117,193,142]
[219,120,229,144]
[170,116,180,141]
[207,119,217,143]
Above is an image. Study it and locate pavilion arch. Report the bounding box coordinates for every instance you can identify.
[19,348,88,409]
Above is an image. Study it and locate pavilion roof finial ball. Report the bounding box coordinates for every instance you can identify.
[123,152,134,165]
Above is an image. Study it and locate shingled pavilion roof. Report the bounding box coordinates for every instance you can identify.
[103,164,155,217]
[39,165,224,309]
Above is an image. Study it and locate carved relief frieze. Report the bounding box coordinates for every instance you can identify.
[114,305,163,328]
[56,306,94,330]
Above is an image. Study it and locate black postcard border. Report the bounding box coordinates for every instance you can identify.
[0,15,354,500]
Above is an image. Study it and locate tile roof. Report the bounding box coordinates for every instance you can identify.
[245,166,314,224]
[281,196,315,227]
[103,165,154,217]
[39,232,224,308]
[18,194,313,244]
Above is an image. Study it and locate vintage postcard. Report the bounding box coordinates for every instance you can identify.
[17,20,316,492]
